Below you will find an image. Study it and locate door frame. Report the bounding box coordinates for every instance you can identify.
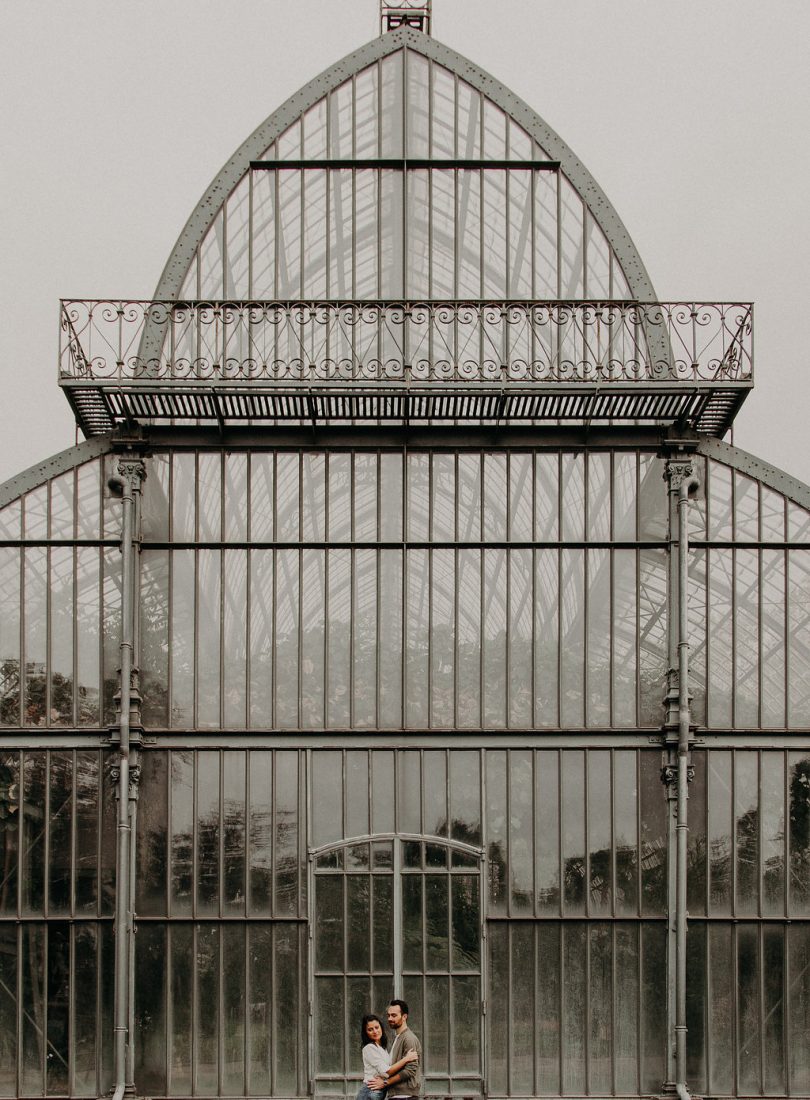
[307,832,486,1098]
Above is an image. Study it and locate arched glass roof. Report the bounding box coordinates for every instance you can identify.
[155,27,657,304]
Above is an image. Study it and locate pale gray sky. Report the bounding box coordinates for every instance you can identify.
[2,0,809,485]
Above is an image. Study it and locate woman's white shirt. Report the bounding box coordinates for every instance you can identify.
[362,1043,392,1083]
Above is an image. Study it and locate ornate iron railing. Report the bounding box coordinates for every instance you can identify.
[59,300,752,387]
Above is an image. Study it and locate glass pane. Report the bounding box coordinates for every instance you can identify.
[196,925,220,1095]
[402,875,423,972]
[76,548,100,726]
[789,923,810,1094]
[738,924,761,1095]
[248,925,272,1096]
[0,753,19,914]
[170,751,193,916]
[21,924,45,1094]
[762,752,786,916]
[640,924,666,1093]
[46,924,69,1095]
[197,751,220,916]
[616,924,640,1095]
[274,751,299,915]
[451,875,479,970]
[639,752,666,914]
[136,750,168,916]
[22,753,45,914]
[74,751,99,914]
[589,924,612,1095]
[134,923,167,1093]
[486,925,508,1096]
[425,874,449,970]
[221,924,246,1095]
[561,752,585,914]
[248,751,272,916]
[708,924,733,1094]
[0,924,16,1095]
[372,875,393,974]
[347,875,370,971]
[223,751,246,913]
[561,923,586,1094]
[0,548,20,727]
[789,751,810,915]
[735,751,759,916]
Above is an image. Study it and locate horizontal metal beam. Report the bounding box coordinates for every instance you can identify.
[249,158,561,170]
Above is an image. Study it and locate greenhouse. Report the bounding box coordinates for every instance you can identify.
[0,5,808,1099]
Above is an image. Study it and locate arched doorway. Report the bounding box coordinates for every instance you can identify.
[310,834,484,1099]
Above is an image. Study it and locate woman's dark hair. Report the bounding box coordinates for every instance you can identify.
[360,1014,388,1051]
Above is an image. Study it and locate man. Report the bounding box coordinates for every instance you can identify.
[369,1000,421,1099]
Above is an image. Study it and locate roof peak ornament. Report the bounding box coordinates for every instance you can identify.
[381,0,431,34]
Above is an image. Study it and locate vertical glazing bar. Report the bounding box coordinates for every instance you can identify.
[505,462,512,728]
[43,748,51,916]
[782,541,789,732]
[584,923,592,1095]
[325,112,332,300]
[45,539,52,727]
[68,922,75,1096]
[610,921,618,1096]
[305,750,314,1094]
[248,169,254,298]
[69,748,77,920]
[393,837,403,999]
[166,465,174,728]
[581,202,588,299]
[400,464,407,731]
[731,753,737,921]
[732,922,740,1096]
[636,922,643,1094]
[126,780,138,1093]
[557,750,564,920]
[479,477,486,725]
[583,489,590,729]
[557,917,565,1092]
[783,749,790,919]
[219,749,225,920]
[189,923,199,1097]
[401,51,408,299]
[350,463,356,729]
[758,921,766,1095]
[555,170,562,299]
[165,906,174,1091]
[218,924,225,1097]
[453,538,459,728]
[193,462,200,729]
[14,920,22,1096]
[271,470,278,729]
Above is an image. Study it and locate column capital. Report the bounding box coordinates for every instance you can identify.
[663,457,695,492]
[117,456,147,484]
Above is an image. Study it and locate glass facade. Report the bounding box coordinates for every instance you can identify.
[1,23,809,1100]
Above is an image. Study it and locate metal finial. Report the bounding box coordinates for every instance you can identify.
[381,1,432,34]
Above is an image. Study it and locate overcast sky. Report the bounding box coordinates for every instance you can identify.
[2,0,809,487]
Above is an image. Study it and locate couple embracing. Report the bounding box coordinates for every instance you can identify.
[357,1000,422,1100]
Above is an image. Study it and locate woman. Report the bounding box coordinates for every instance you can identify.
[356,1014,418,1100]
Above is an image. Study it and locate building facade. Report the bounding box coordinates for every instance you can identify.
[1,12,809,1100]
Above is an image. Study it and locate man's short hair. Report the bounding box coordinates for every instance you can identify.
[389,999,409,1016]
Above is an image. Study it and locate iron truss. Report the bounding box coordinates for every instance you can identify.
[59,299,752,438]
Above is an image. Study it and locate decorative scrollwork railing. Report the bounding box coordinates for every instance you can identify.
[59,300,752,387]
